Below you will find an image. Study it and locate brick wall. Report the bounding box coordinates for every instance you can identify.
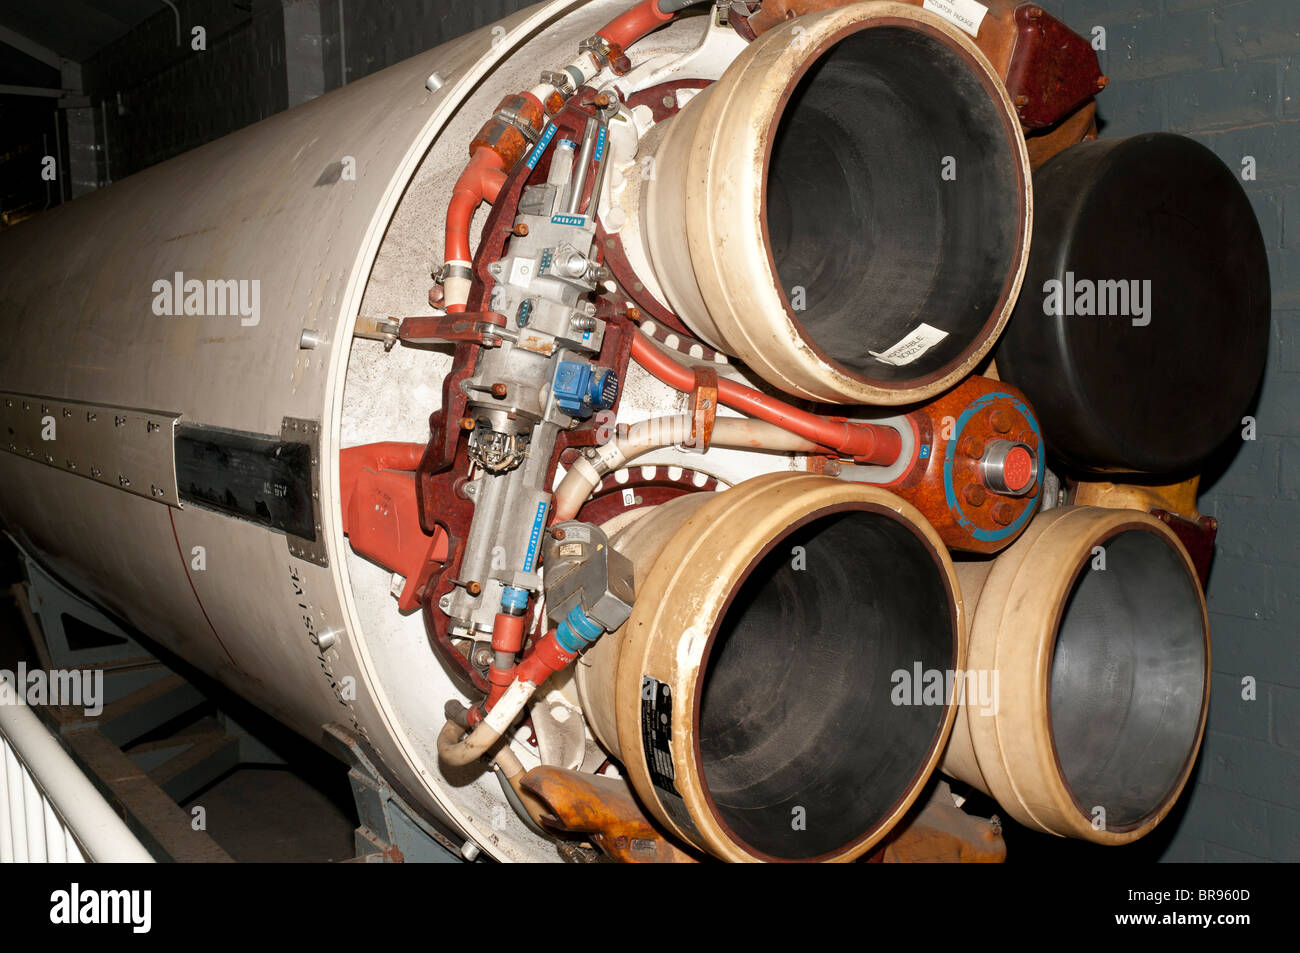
[1038,0,1299,863]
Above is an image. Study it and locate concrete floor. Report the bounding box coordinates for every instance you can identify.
[180,760,356,863]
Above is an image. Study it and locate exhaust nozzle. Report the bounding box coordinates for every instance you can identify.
[642,1,1031,405]
[577,473,964,861]
[943,506,1210,843]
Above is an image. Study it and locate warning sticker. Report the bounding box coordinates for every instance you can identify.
[922,0,988,37]
[868,322,950,366]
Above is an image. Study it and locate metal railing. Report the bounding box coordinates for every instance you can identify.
[0,684,153,863]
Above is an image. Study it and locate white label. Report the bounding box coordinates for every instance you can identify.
[869,323,950,366]
[923,0,988,37]
[621,488,636,506]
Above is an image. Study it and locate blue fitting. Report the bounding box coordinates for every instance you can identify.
[500,586,529,615]
[553,603,605,654]
[553,361,619,419]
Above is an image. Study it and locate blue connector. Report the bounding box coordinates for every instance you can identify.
[553,603,605,654]
[500,586,529,615]
[553,361,618,419]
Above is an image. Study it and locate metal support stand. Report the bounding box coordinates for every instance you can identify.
[10,554,286,861]
[9,544,471,863]
[324,724,469,864]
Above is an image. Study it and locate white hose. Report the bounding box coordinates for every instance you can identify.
[438,679,539,767]
[551,414,820,520]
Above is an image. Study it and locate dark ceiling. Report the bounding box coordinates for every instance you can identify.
[0,0,162,79]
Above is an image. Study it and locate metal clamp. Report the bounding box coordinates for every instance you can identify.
[687,367,717,453]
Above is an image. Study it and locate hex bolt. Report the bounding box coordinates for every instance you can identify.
[466,581,483,597]
[1027,5,1042,19]
[459,416,476,431]
[1016,429,1038,448]
[989,409,1014,434]
[823,459,842,477]
[472,646,493,667]
[992,502,1016,526]
[551,527,567,540]
[964,484,987,507]
[490,383,508,399]
[299,328,322,349]
[512,223,529,237]
[962,435,985,459]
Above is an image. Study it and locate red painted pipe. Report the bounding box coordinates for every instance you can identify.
[629,334,903,465]
[444,149,508,312]
[486,612,529,710]
[513,630,579,689]
[598,0,674,49]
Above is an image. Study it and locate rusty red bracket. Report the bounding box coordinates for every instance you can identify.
[1006,5,1106,130]
[340,443,449,612]
[1151,509,1219,591]
[399,311,507,347]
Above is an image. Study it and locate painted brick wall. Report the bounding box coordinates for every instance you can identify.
[1037,0,1299,863]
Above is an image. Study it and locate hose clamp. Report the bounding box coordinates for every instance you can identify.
[494,104,541,144]
[541,69,577,99]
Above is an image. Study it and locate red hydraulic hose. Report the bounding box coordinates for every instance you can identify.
[485,611,529,711]
[598,0,674,49]
[445,149,508,313]
[629,333,903,465]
